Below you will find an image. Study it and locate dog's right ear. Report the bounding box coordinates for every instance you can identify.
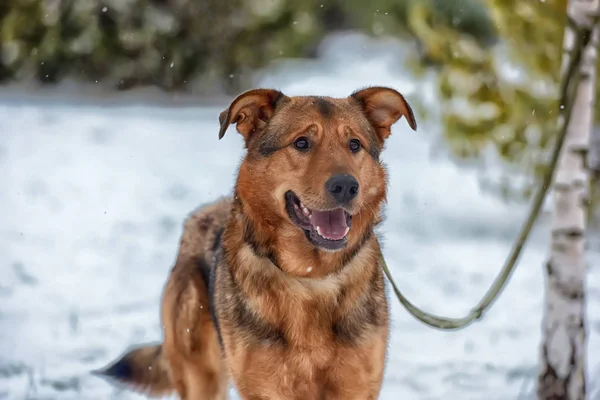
[218,89,286,142]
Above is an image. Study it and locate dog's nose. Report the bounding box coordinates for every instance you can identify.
[326,174,359,205]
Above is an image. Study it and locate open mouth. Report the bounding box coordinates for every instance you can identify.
[285,191,352,251]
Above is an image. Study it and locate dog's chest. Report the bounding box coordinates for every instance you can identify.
[227,324,386,400]
[221,264,386,350]
[218,256,388,399]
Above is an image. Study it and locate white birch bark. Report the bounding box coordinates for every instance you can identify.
[537,0,600,399]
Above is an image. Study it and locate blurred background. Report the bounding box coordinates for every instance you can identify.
[1,0,600,399]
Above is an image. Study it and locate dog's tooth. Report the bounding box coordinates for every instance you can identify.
[316,226,322,237]
[344,227,350,236]
[302,207,310,216]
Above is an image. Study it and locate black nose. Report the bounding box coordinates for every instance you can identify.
[326,174,359,205]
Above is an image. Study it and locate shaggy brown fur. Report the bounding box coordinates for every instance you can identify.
[96,86,417,399]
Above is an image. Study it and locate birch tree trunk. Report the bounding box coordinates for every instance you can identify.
[537,0,600,399]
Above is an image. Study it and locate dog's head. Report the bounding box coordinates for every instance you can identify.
[219,87,416,253]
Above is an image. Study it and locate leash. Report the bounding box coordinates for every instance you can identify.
[380,24,588,330]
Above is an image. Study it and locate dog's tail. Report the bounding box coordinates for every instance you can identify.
[93,343,173,397]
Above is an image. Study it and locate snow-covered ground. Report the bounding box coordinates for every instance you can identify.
[1,33,600,400]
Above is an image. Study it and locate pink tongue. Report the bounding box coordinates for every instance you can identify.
[309,209,348,240]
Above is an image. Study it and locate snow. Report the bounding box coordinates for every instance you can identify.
[1,33,600,400]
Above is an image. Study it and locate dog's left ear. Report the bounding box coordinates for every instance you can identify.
[218,88,286,143]
[350,87,417,141]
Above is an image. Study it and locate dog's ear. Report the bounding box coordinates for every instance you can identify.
[350,87,417,141]
[218,89,286,142]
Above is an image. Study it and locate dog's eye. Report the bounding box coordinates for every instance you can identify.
[293,136,310,151]
[349,139,361,153]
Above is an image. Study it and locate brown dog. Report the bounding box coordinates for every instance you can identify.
[96,86,417,399]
